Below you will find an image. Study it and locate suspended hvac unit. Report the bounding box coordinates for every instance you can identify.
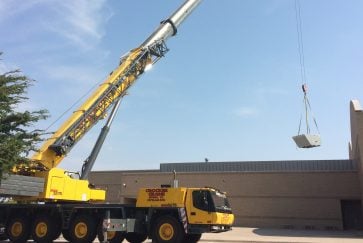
[293,134,321,148]
[293,84,321,148]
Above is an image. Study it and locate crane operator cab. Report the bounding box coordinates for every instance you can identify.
[136,186,234,235]
[186,188,233,232]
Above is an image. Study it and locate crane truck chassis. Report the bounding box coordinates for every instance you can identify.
[0,0,235,242]
[0,186,233,243]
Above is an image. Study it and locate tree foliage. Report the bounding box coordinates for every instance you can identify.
[0,55,48,176]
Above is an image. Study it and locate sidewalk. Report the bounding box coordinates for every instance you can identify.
[201,227,363,243]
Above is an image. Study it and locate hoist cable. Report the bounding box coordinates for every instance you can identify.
[44,77,106,132]
[304,94,310,134]
[294,0,321,136]
[296,88,320,135]
[294,0,307,85]
[297,113,302,135]
[305,95,320,134]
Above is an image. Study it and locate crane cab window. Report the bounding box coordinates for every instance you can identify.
[211,191,232,213]
[192,190,212,212]
[192,190,233,213]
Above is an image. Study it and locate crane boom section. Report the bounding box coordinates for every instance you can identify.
[31,48,150,169]
[25,0,202,172]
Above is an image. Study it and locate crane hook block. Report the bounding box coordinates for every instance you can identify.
[302,83,308,94]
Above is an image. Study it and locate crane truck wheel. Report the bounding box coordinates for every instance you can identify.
[125,232,147,243]
[31,215,58,243]
[68,214,97,243]
[184,233,202,242]
[62,229,72,242]
[52,223,62,241]
[152,215,184,243]
[97,230,125,243]
[6,215,31,243]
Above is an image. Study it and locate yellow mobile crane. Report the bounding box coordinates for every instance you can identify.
[0,0,234,242]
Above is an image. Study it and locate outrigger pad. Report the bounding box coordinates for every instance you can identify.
[293,134,321,148]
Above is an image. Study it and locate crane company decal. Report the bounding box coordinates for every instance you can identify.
[146,188,167,201]
[50,189,62,195]
[222,214,231,224]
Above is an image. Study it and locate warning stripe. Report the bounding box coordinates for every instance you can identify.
[178,207,188,233]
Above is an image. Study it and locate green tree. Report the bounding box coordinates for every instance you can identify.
[0,54,48,177]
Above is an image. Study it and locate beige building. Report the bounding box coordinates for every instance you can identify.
[90,100,363,230]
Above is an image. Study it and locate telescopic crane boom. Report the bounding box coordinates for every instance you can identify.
[30,0,201,172]
[11,0,202,202]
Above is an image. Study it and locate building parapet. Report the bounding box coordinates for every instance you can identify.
[160,160,356,173]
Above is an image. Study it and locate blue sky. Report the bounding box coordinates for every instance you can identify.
[1,0,362,171]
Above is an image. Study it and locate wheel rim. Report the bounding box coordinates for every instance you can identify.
[159,223,174,241]
[74,222,88,239]
[11,222,23,237]
[35,222,48,238]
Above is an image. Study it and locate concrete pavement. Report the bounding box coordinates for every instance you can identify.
[1,227,363,243]
[200,227,363,243]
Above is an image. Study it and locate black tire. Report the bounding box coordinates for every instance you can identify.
[152,215,184,243]
[6,215,31,243]
[68,214,97,243]
[31,215,58,243]
[52,216,62,241]
[0,236,8,241]
[98,230,125,243]
[125,233,147,243]
[52,225,62,241]
[62,229,72,242]
[184,233,202,242]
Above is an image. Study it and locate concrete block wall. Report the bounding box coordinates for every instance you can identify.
[350,99,363,207]
[90,170,360,230]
